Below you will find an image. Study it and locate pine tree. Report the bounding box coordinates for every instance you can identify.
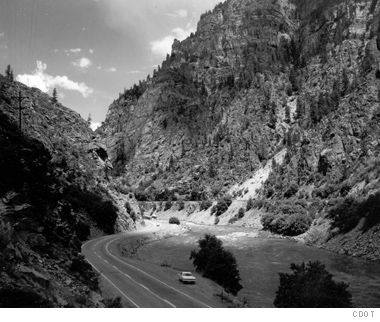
[5,65,11,78]
[87,113,92,126]
[5,65,13,81]
[52,88,58,104]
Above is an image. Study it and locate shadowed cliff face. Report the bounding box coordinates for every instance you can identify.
[98,0,380,205]
[0,76,124,307]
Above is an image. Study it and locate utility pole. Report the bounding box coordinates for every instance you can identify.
[11,91,29,130]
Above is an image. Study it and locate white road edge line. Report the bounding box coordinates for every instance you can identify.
[105,237,212,308]
[92,246,176,308]
[84,258,140,308]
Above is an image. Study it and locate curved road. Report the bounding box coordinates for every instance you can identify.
[81,221,215,308]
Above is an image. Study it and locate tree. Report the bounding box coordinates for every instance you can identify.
[274,261,352,308]
[87,113,92,126]
[5,65,13,81]
[190,234,243,295]
[169,217,180,224]
[52,88,58,104]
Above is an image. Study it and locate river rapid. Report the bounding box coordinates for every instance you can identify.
[137,222,380,308]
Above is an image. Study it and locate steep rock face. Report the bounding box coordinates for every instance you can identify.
[98,0,298,199]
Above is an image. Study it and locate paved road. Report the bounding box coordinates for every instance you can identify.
[81,222,214,308]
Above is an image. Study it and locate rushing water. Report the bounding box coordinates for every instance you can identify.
[137,223,380,308]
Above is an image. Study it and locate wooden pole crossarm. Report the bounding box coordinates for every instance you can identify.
[11,91,29,130]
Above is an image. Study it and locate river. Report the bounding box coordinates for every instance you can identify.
[137,223,380,308]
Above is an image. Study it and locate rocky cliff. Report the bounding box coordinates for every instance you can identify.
[98,0,380,261]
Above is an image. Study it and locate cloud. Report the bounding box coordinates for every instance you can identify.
[105,67,117,72]
[54,48,82,56]
[90,122,101,131]
[16,61,93,98]
[175,9,187,18]
[0,33,4,37]
[150,26,194,56]
[127,70,141,74]
[167,9,187,18]
[72,57,92,69]
[89,49,94,54]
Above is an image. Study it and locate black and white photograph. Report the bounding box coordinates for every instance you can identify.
[0,0,379,317]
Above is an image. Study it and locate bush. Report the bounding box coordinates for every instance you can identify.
[75,220,90,241]
[228,217,238,224]
[169,217,180,225]
[328,197,361,233]
[129,210,137,222]
[274,261,352,308]
[284,182,299,198]
[104,296,123,308]
[70,255,99,290]
[200,199,213,211]
[190,234,242,295]
[328,192,380,233]
[214,196,232,217]
[214,217,220,225]
[177,200,185,210]
[246,197,254,211]
[237,207,245,219]
[261,211,312,236]
[164,200,173,211]
[64,186,118,234]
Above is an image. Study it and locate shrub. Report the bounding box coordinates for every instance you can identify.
[169,217,180,225]
[200,199,213,211]
[214,217,220,225]
[190,234,242,295]
[177,200,185,210]
[75,220,90,241]
[266,187,275,198]
[104,296,122,308]
[284,182,299,198]
[328,192,380,233]
[228,217,238,224]
[261,211,312,236]
[328,197,361,233]
[0,288,52,308]
[274,261,352,308]
[124,201,132,213]
[214,196,232,217]
[237,207,245,219]
[129,210,137,222]
[164,200,173,211]
[64,186,118,234]
[246,197,254,211]
[70,255,99,290]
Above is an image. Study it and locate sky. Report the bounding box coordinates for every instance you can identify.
[0,0,222,130]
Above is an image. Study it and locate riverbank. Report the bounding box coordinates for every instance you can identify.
[138,202,380,263]
[135,221,380,308]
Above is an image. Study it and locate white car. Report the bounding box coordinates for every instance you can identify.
[178,271,196,284]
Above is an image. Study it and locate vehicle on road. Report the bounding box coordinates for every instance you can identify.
[178,271,196,284]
